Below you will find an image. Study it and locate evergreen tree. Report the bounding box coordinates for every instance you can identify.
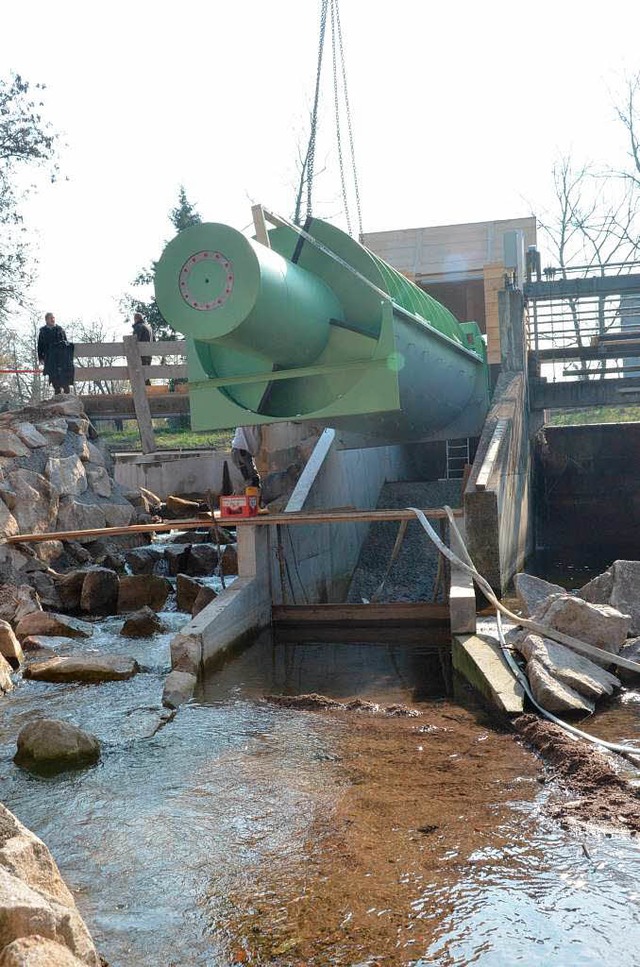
[124,185,202,340]
[0,72,58,324]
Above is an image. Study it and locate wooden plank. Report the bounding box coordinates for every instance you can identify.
[123,334,156,454]
[75,364,187,381]
[6,506,463,545]
[252,204,271,247]
[80,393,190,418]
[274,625,451,644]
[6,518,215,544]
[232,507,463,526]
[74,340,186,358]
[272,603,450,625]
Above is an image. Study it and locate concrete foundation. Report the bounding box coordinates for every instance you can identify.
[452,634,524,715]
[465,371,533,592]
[114,449,243,499]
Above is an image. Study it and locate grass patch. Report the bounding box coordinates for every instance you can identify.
[100,421,233,451]
[547,404,640,426]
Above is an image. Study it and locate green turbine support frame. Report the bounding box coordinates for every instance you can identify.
[154,216,490,444]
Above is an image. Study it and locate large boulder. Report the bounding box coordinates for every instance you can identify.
[28,574,62,613]
[124,547,163,575]
[616,637,640,684]
[0,431,29,458]
[192,586,217,616]
[0,499,19,540]
[579,560,640,636]
[45,455,87,498]
[534,593,630,655]
[162,670,197,709]
[15,613,93,642]
[79,568,118,615]
[84,467,111,498]
[517,633,620,700]
[33,419,67,446]
[56,498,106,534]
[82,441,105,468]
[220,544,238,576]
[186,544,219,576]
[0,654,14,694]
[170,634,202,676]
[120,607,165,638]
[13,422,49,449]
[526,658,595,714]
[102,503,134,528]
[15,719,100,770]
[117,575,171,613]
[23,656,139,683]
[52,572,86,612]
[0,622,24,667]
[514,573,565,618]
[0,936,88,965]
[6,472,58,536]
[0,586,41,626]
[164,545,192,577]
[175,574,201,613]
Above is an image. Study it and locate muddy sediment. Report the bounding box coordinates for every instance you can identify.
[223,700,541,965]
[264,693,422,716]
[514,714,640,831]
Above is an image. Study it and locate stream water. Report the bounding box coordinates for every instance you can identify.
[1,617,640,965]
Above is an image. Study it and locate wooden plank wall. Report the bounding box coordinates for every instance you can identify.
[483,263,506,364]
[364,217,537,284]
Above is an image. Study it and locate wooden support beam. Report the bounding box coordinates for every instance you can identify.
[123,334,156,454]
[251,204,271,247]
[75,364,187,381]
[5,506,463,545]
[74,339,186,358]
[272,603,450,625]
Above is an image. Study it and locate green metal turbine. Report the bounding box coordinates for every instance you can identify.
[154,216,490,443]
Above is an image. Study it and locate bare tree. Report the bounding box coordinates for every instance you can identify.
[66,318,128,396]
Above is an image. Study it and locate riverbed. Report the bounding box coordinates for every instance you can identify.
[1,620,640,965]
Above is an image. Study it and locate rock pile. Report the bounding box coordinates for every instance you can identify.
[0,395,155,612]
[511,564,640,713]
[0,802,100,964]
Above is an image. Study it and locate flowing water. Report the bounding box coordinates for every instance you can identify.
[1,617,640,965]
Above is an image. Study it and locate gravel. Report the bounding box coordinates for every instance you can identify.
[347,479,463,603]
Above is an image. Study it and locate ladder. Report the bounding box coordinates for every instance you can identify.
[445,438,470,480]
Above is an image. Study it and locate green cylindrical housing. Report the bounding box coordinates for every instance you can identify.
[155,223,341,367]
[154,217,490,443]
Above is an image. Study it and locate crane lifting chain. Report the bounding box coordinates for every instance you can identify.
[295,0,363,240]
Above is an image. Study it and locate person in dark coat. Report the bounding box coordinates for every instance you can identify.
[37,312,75,395]
[132,312,153,385]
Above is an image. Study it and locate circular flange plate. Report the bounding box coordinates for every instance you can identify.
[179,250,234,310]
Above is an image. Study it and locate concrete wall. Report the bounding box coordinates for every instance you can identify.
[170,524,272,671]
[269,437,415,604]
[535,421,640,563]
[464,371,533,592]
[114,449,243,499]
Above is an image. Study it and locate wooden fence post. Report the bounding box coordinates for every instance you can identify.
[123,334,156,453]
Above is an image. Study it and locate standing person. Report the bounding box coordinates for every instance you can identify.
[37,312,75,395]
[231,425,261,490]
[132,312,153,386]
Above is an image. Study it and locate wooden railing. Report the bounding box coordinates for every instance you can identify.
[74,336,188,453]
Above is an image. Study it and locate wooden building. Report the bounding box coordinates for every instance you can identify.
[364,217,537,365]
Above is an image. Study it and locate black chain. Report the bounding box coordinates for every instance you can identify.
[304,0,329,223]
[331,0,352,235]
[334,0,364,239]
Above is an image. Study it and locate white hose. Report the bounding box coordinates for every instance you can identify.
[407,505,640,763]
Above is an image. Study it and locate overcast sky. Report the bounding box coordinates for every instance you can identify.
[2,0,640,333]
